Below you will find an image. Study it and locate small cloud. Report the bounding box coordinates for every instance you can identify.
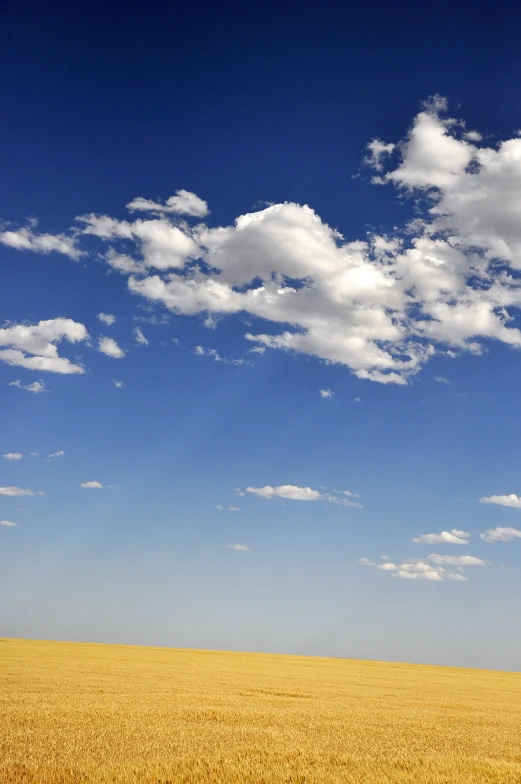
[126,189,209,218]
[2,453,22,460]
[228,544,251,552]
[215,504,224,510]
[0,486,35,496]
[113,380,124,388]
[29,452,38,456]
[98,337,125,358]
[97,313,116,326]
[358,557,375,566]
[319,389,333,399]
[80,481,103,489]
[480,526,521,543]
[48,450,64,458]
[413,528,470,545]
[376,562,397,571]
[249,346,265,354]
[427,553,485,566]
[246,484,322,501]
[228,506,240,512]
[9,379,47,394]
[354,397,361,403]
[0,520,17,527]
[434,376,451,384]
[204,316,219,329]
[134,327,148,346]
[480,493,521,509]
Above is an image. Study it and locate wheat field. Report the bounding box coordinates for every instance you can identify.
[2,638,521,783]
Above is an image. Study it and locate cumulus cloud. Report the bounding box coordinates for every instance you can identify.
[9,379,47,393]
[412,528,470,545]
[365,558,469,582]
[134,327,148,346]
[0,318,87,374]
[319,388,333,399]
[0,226,81,259]
[227,543,251,552]
[2,453,22,460]
[480,526,521,542]
[16,102,521,384]
[246,484,323,501]
[98,337,125,358]
[48,450,64,458]
[97,313,116,325]
[80,481,103,489]
[480,494,521,509]
[126,190,209,217]
[0,487,34,496]
[0,520,17,527]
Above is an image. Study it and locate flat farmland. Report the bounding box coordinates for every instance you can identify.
[2,638,521,783]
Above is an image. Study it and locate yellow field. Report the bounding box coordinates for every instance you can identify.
[2,639,521,783]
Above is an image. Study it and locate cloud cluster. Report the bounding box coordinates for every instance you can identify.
[360,552,483,582]
[10,106,521,383]
[244,484,363,508]
[0,318,87,374]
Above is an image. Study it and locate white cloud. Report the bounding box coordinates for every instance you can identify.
[30,452,38,456]
[228,506,240,511]
[427,554,485,566]
[18,102,521,385]
[113,380,124,388]
[0,520,17,527]
[480,494,521,509]
[227,543,251,552]
[2,453,22,460]
[319,388,333,399]
[126,190,209,217]
[246,484,323,501]
[97,313,116,325]
[363,556,470,582]
[9,379,47,393]
[48,450,64,458]
[480,526,521,543]
[134,327,148,346]
[0,487,34,496]
[215,504,224,510]
[0,319,87,374]
[98,337,125,358]
[80,481,103,489]
[434,376,451,384]
[0,226,81,259]
[413,528,470,545]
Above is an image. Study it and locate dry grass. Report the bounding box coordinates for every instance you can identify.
[1,638,521,783]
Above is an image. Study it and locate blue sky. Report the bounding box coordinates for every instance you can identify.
[2,0,521,670]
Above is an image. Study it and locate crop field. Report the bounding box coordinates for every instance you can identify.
[1,639,521,783]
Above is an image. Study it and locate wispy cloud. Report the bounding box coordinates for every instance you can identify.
[246,485,323,501]
[9,379,47,393]
[2,453,22,460]
[319,389,333,399]
[48,450,64,458]
[113,380,124,388]
[480,527,521,543]
[413,528,470,545]
[134,327,148,346]
[0,520,17,527]
[228,543,251,552]
[0,487,35,496]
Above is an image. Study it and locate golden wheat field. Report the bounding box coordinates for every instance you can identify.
[2,638,521,783]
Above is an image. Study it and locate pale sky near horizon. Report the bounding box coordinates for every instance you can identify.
[2,0,521,671]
